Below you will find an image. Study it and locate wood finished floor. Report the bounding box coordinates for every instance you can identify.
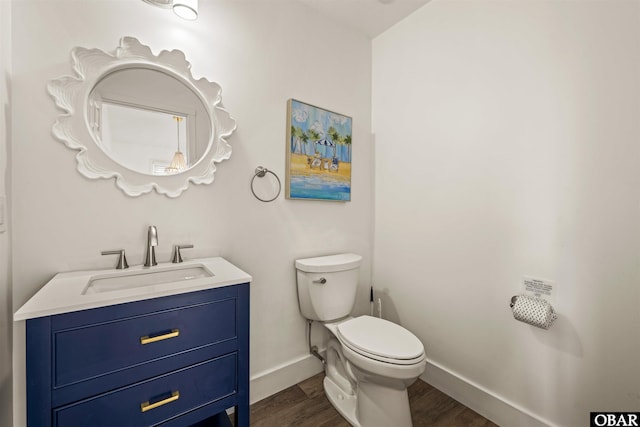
[246,373,498,427]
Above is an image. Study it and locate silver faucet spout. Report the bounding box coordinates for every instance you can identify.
[144,225,158,267]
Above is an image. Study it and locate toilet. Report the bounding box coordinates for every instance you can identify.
[295,253,426,427]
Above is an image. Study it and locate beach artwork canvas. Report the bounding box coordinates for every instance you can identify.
[286,99,352,201]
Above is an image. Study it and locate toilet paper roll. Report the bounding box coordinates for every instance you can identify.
[511,295,557,330]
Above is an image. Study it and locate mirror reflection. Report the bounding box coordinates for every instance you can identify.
[88,68,211,176]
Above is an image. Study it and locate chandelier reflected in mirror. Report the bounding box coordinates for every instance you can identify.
[166,115,187,174]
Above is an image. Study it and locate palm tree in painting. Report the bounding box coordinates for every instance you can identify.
[344,134,352,162]
[306,129,322,169]
[291,126,301,153]
[307,129,320,147]
[300,130,310,155]
[327,126,341,158]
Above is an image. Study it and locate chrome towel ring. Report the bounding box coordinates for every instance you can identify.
[251,166,281,202]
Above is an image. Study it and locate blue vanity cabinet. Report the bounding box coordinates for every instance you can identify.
[25,283,249,427]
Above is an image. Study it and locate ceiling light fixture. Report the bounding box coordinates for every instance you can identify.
[142,0,198,21]
[142,0,172,9]
[172,0,198,20]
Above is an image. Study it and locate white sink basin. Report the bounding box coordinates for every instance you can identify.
[83,264,214,294]
[14,257,252,321]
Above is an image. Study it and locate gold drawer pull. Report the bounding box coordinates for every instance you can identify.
[140,391,180,412]
[140,329,180,345]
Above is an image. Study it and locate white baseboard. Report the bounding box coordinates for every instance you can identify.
[423,358,557,427]
[250,354,324,405]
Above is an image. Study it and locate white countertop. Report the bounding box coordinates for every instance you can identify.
[14,257,252,321]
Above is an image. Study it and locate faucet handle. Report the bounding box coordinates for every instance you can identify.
[101,249,129,270]
[172,244,194,264]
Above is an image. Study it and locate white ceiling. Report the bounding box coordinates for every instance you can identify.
[297,0,431,39]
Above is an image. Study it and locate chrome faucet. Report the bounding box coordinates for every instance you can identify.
[144,225,158,267]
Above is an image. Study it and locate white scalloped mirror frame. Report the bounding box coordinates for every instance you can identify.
[48,37,236,197]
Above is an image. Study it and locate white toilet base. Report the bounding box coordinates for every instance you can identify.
[324,373,414,427]
[354,376,413,427]
[324,376,360,427]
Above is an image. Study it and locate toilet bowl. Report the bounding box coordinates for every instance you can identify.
[324,316,426,427]
[295,254,426,427]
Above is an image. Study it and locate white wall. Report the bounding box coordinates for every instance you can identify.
[372,1,639,426]
[1,1,13,426]
[11,0,372,424]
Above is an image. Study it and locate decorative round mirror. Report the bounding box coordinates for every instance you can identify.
[48,37,236,197]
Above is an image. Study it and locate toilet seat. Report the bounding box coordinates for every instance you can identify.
[336,316,425,365]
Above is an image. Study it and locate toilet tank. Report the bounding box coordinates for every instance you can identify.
[295,253,362,321]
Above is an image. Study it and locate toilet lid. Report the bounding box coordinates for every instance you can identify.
[337,316,424,361]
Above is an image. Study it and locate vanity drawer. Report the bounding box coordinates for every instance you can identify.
[54,297,236,388]
[53,353,237,427]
